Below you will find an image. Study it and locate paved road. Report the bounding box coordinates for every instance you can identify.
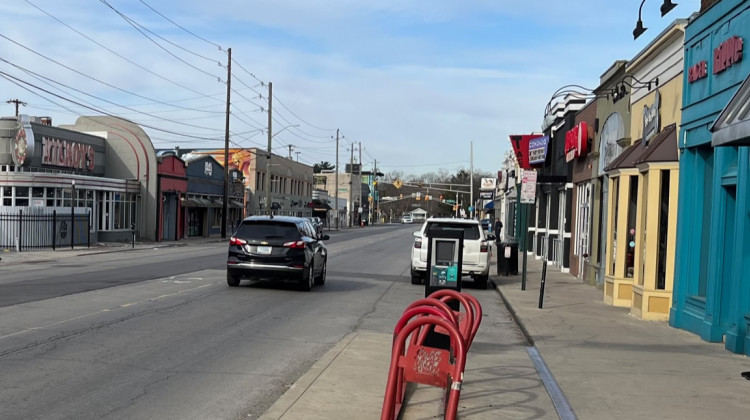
[0,225,554,419]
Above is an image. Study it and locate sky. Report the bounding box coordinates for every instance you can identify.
[1,0,700,179]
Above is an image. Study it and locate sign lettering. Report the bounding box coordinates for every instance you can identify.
[713,36,743,75]
[642,90,660,145]
[688,60,707,83]
[42,136,95,171]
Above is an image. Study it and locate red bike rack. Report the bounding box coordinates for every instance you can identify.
[427,290,483,348]
[381,315,466,420]
[402,298,461,347]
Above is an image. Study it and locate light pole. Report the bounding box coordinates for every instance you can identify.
[70,179,75,249]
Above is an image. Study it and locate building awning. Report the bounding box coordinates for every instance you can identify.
[308,201,332,211]
[634,123,678,165]
[484,201,494,209]
[711,72,750,147]
[230,200,245,208]
[182,198,213,207]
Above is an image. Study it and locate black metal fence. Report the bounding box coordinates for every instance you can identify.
[0,209,91,251]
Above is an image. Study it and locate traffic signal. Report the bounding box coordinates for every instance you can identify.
[373,181,378,186]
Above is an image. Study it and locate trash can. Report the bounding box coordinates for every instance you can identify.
[497,242,519,276]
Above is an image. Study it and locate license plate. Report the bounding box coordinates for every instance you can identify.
[257,246,272,255]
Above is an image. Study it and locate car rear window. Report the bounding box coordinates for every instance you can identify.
[235,222,300,240]
[426,223,480,240]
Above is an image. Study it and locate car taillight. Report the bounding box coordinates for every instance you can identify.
[230,237,247,246]
[414,238,422,249]
[480,241,489,252]
[284,240,306,249]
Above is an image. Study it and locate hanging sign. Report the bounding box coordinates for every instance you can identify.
[565,122,589,162]
[12,115,35,167]
[509,134,542,170]
[528,136,549,165]
[520,170,537,204]
[642,90,660,145]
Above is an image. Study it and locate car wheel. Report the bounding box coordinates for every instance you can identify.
[314,258,327,286]
[299,264,314,291]
[475,274,488,290]
[227,272,241,287]
[410,268,423,285]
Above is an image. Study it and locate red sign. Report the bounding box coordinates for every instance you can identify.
[509,134,543,169]
[713,36,743,75]
[565,122,588,162]
[42,136,95,171]
[688,60,707,83]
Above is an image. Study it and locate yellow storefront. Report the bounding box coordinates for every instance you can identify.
[602,20,685,320]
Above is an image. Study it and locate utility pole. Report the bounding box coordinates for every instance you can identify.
[373,159,377,224]
[348,143,354,227]
[335,129,339,230]
[357,142,364,223]
[221,48,231,239]
[470,141,474,219]
[265,82,273,215]
[6,99,26,116]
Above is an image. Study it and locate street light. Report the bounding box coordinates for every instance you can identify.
[70,179,75,249]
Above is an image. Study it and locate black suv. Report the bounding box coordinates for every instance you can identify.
[227,215,329,291]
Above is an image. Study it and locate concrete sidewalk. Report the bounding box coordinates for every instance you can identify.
[260,253,750,419]
[5,242,750,418]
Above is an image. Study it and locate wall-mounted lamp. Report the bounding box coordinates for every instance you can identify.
[634,0,678,40]
[633,0,648,40]
[661,0,678,17]
[611,75,659,103]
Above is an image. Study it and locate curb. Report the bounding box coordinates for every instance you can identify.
[258,332,358,420]
[491,278,535,347]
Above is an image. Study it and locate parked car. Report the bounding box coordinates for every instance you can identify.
[401,215,413,224]
[227,215,329,291]
[410,217,495,289]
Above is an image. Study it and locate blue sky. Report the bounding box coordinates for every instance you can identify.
[1,0,700,179]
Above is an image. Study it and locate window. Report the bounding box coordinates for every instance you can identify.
[625,176,638,278]
[575,183,591,258]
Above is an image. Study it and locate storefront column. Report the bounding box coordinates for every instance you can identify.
[605,173,635,307]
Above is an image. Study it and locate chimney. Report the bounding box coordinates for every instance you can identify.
[174,146,180,157]
[40,117,52,125]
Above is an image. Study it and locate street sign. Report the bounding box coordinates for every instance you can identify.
[393,179,403,189]
[520,170,537,204]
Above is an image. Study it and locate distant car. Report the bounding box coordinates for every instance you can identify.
[480,219,490,231]
[401,215,413,224]
[227,215,329,291]
[410,217,495,289]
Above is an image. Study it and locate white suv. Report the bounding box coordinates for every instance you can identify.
[409,218,495,289]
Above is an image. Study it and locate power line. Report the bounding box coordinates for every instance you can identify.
[22,0,223,103]
[137,0,224,50]
[98,0,222,79]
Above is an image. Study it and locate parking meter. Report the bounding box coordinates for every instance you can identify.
[131,222,136,248]
[425,229,464,298]
[423,228,463,350]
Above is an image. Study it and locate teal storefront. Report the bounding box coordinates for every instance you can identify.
[670,0,750,355]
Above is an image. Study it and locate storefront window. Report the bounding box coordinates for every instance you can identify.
[625,176,638,278]
[656,170,670,290]
[2,186,11,206]
[611,178,619,276]
[15,187,29,207]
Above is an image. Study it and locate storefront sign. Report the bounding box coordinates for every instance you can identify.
[688,60,707,83]
[12,115,35,167]
[479,190,494,199]
[520,170,537,204]
[528,136,549,165]
[713,35,743,75]
[565,122,589,162]
[42,136,95,171]
[642,90,660,145]
[509,134,542,170]
[480,177,496,191]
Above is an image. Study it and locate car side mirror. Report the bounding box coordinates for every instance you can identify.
[321,234,330,240]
